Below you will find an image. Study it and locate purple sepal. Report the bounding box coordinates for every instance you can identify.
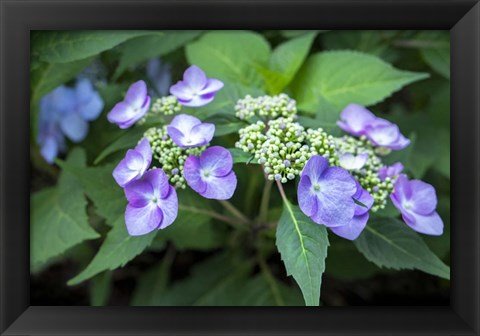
[112,138,152,187]
[167,114,215,148]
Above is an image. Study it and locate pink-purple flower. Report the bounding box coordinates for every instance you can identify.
[390,175,443,235]
[169,65,224,107]
[298,155,357,227]
[112,138,152,187]
[107,80,151,129]
[167,114,215,148]
[124,168,178,236]
[378,162,404,181]
[183,146,237,200]
[337,104,410,150]
[338,152,369,170]
[330,180,373,240]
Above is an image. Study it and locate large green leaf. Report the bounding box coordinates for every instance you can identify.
[156,253,252,306]
[235,275,304,306]
[57,158,125,227]
[94,126,148,164]
[186,31,271,88]
[31,30,156,64]
[259,32,316,94]
[131,255,172,306]
[417,31,450,79]
[354,218,450,279]
[292,51,429,113]
[113,31,202,79]
[275,200,329,306]
[68,219,157,285]
[31,149,99,269]
[89,271,112,306]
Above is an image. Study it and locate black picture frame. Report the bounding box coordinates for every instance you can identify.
[1,0,479,335]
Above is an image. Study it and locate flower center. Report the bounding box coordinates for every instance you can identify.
[313,184,321,192]
[151,196,158,204]
[202,169,211,179]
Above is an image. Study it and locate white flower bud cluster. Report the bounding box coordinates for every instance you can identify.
[138,95,181,125]
[306,128,337,166]
[334,136,394,212]
[234,93,297,120]
[144,126,205,189]
[235,121,267,153]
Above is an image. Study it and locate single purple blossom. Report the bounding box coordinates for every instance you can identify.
[378,162,404,181]
[183,146,237,200]
[390,175,443,235]
[338,152,369,170]
[167,114,215,148]
[146,58,172,96]
[298,155,357,227]
[337,104,410,150]
[330,180,374,240]
[107,80,151,129]
[124,168,178,236]
[113,138,152,187]
[37,79,104,163]
[169,65,224,107]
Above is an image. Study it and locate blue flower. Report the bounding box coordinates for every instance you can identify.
[37,79,104,163]
[146,58,172,96]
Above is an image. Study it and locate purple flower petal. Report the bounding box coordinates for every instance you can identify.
[169,81,194,101]
[200,171,237,200]
[301,155,329,184]
[59,112,89,142]
[142,168,170,199]
[387,133,411,150]
[298,175,318,217]
[74,79,104,121]
[199,146,233,177]
[330,212,369,240]
[124,179,153,207]
[408,180,437,215]
[40,135,60,164]
[113,157,142,188]
[311,167,356,227]
[124,80,148,109]
[169,114,202,136]
[179,95,216,107]
[189,123,215,146]
[337,104,377,136]
[125,202,163,236]
[378,162,404,181]
[402,210,443,236]
[112,141,152,188]
[339,152,368,170]
[107,101,136,125]
[147,58,172,96]
[353,182,374,216]
[156,186,178,228]
[198,79,224,95]
[167,114,214,147]
[135,138,152,173]
[183,156,208,194]
[366,123,400,147]
[183,65,208,91]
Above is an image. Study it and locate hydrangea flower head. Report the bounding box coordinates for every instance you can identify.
[378,162,404,181]
[124,168,178,236]
[390,175,443,235]
[183,146,237,200]
[298,155,357,227]
[37,79,104,163]
[167,114,215,148]
[107,80,151,129]
[330,180,373,240]
[169,65,224,107]
[113,138,152,187]
[339,152,369,170]
[338,104,410,150]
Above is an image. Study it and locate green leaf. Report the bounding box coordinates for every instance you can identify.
[156,253,252,306]
[94,126,148,164]
[186,31,271,88]
[292,51,429,114]
[259,32,316,94]
[276,200,329,306]
[31,30,156,64]
[235,275,304,306]
[57,159,125,227]
[90,271,112,306]
[113,31,202,79]
[280,30,327,39]
[68,220,157,285]
[228,148,258,164]
[31,149,99,269]
[155,190,226,251]
[131,254,173,306]
[354,217,450,279]
[417,31,450,79]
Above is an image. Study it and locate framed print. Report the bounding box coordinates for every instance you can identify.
[1,0,479,335]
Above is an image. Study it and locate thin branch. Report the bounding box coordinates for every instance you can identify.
[258,179,273,224]
[258,252,285,306]
[218,200,250,225]
[178,204,245,230]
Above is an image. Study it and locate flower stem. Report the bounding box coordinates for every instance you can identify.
[276,179,288,203]
[218,200,250,225]
[178,204,246,230]
[257,252,285,306]
[258,179,273,224]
